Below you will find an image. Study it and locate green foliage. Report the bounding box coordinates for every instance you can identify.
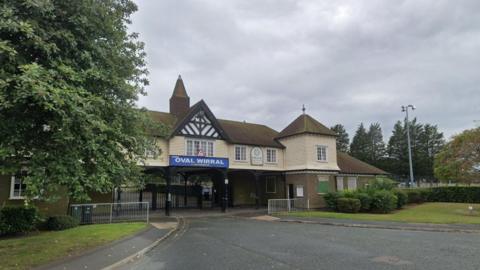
[353,192,372,211]
[0,206,39,235]
[434,127,480,185]
[331,124,350,152]
[0,0,168,201]
[404,189,423,203]
[336,198,361,213]
[324,192,342,210]
[366,123,386,166]
[350,123,370,161]
[393,189,408,209]
[370,190,398,213]
[385,119,444,180]
[428,187,480,203]
[367,177,396,191]
[45,216,79,231]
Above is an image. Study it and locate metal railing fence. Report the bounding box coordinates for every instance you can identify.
[268,198,310,215]
[70,202,149,225]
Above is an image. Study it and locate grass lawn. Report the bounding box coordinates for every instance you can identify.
[0,222,147,270]
[282,203,480,225]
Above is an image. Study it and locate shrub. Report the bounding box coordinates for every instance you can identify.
[0,206,39,235]
[370,190,398,213]
[324,192,343,210]
[368,177,397,191]
[405,189,423,204]
[353,192,372,211]
[46,216,79,231]
[393,189,408,209]
[336,198,361,213]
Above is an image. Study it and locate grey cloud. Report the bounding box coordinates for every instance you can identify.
[131,0,480,140]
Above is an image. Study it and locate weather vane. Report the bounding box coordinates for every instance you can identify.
[302,104,306,114]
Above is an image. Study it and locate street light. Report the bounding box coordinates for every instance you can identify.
[402,105,416,187]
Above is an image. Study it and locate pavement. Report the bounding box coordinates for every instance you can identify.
[36,218,178,270]
[272,215,480,233]
[115,216,480,270]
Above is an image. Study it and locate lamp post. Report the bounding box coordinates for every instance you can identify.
[402,105,416,187]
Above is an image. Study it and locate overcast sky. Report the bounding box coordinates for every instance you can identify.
[130,0,480,140]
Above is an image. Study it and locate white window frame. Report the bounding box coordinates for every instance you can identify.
[347,177,357,190]
[316,145,327,162]
[266,148,277,164]
[265,176,276,193]
[234,145,247,161]
[10,175,26,200]
[185,138,215,157]
[295,185,304,197]
[336,176,344,191]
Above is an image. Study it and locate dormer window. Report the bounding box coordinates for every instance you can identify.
[316,145,327,161]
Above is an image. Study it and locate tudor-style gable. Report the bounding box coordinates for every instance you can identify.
[171,100,230,140]
[181,110,220,138]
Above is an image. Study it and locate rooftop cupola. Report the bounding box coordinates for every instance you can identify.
[169,75,190,117]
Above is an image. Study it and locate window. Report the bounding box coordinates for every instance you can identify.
[266,176,276,193]
[336,177,344,191]
[347,177,357,190]
[10,173,27,199]
[295,185,304,197]
[316,176,329,194]
[234,145,247,161]
[186,139,214,157]
[316,145,327,161]
[266,149,277,163]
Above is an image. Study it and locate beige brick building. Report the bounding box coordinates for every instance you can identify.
[0,76,387,215]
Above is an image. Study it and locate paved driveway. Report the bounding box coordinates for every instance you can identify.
[118,216,480,270]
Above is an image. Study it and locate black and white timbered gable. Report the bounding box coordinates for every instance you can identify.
[172,100,229,140]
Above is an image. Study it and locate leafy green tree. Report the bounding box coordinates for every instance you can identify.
[434,127,480,185]
[350,123,370,161]
[366,122,386,166]
[0,0,164,201]
[331,124,350,152]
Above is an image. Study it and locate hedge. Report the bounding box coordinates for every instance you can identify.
[427,187,480,203]
[46,216,79,231]
[393,189,408,209]
[337,198,361,213]
[401,187,480,204]
[0,206,39,235]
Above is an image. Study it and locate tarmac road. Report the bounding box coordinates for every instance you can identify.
[117,216,480,270]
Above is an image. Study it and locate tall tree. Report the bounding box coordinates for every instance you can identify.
[331,124,350,152]
[350,123,370,161]
[366,122,386,166]
[434,127,480,185]
[416,124,445,178]
[385,118,442,180]
[0,0,163,201]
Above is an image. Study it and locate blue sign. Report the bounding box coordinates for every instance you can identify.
[169,155,229,168]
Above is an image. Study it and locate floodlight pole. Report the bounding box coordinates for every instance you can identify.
[402,105,415,187]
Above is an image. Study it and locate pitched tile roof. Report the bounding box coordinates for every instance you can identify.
[218,119,284,148]
[147,110,284,148]
[276,114,337,139]
[337,152,388,175]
